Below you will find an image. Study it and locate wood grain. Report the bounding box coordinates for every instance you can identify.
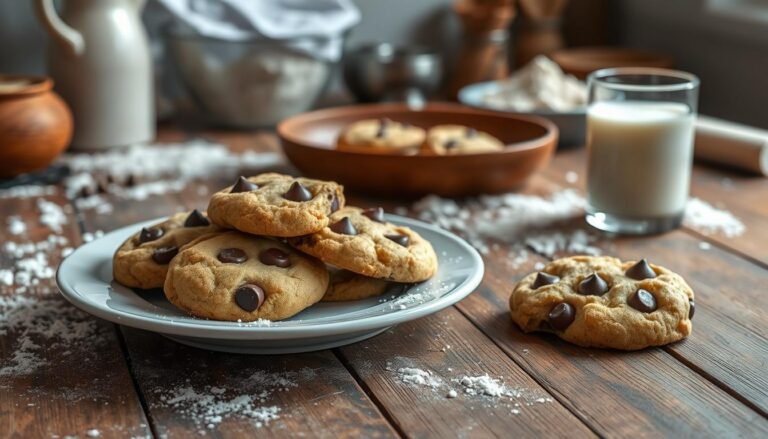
[76,175,397,437]
[0,192,150,439]
[457,251,768,436]
[337,306,596,438]
[539,147,768,414]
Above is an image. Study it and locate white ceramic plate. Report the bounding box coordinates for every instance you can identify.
[57,215,484,354]
[458,80,586,147]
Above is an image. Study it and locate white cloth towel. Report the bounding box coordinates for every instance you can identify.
[156,0,360,60]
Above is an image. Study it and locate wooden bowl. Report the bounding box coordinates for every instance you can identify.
[0,75,73,178]
[278,103,558,197]
[551,47,673,80]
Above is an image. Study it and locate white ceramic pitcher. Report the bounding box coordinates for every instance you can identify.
[35,0,154,150]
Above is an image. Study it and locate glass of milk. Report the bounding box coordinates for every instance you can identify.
[585,68,700,234]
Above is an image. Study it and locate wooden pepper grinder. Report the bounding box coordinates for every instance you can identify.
[448,0,516,100]
[515,0,570,68]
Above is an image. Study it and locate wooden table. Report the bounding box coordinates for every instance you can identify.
[2,126,767,438]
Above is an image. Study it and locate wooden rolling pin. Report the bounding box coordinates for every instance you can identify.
[695,115,768,176]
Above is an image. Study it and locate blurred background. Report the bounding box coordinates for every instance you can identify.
[2,0,767,128]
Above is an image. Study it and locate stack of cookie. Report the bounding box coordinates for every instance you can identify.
[336,119,505,155]
[113,173,438,322]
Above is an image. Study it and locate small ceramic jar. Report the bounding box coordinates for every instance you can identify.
[0,75,72,178]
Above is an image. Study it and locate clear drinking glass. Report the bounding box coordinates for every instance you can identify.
[585,67,700,235]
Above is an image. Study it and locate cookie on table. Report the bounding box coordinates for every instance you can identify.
[422,124,504,155]
[207,173,345,238]
[509,256,695,350]
[164,231,329,322]
[323,268,391,302]
[113,210,220,289]
[289,206,438,283]
[336,118,425,154]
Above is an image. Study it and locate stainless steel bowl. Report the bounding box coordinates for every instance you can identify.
[165,28,334,128]
[343,43,443,106]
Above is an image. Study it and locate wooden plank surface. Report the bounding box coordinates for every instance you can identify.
[540,147,768,414]
[337,307,596,438]
[76,170,397,437]
[0,192,151,439]
[457,249,768,437]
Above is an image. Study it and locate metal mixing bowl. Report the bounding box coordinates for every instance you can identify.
[343,43,443,106]
[165,28,335,128]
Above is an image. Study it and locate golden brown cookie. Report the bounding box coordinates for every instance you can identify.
[323,268,391,302]
[422,124,504,155]
[207,173,345,237]
[289,206,438,283]
[336,118,425,154]
[164,231,329,322]
[113,210,221,289]
[509,256,695,350]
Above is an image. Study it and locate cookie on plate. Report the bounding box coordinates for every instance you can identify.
[509,256,695,350]
[207,173,345,237]
[422,124,504,155]
[113,210,220,289]
[164,231,329,321]
[323,268,391,302]
[336,118,425,154]
[289,206,438,283]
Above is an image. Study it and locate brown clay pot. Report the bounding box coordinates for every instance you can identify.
[0,75,73,178]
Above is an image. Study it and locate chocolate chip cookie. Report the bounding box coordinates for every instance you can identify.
[207,173,345,237]
[289,206,438,283]
[509,256,695,350]
[113,210,220,289]
[422,124,504,155]
[336,118,425,154]
[164,231,329,321]
[323,268,391,302]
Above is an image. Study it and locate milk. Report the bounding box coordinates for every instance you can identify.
[587,101,695,218]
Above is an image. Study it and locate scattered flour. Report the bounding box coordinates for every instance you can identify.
[85,429,101,437]
[6,216,26,235]
[37,199,68,233]
[151,369,307,429]
[684,198,745,237]
[0,185,56,199]
[456,375,515,397]
[396,367,442,388]
[0,294,105,377]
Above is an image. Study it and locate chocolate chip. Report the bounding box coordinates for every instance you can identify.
[376,118,389,138]
[152,246,178,264]
[234,284,265,312]
[139,227,164,244]
[444,139,458,150]
[628,288,657,312]
[578,273,609,296]
[124,174,137,187]
[689,300,695,319]
[385,234,409,247]
[79,185,94,198]
[217,248,248,264]
[362,207,384,223]
[548,303,575,331]
[625,259,657,280]
[330,217,357,235]
[330,195,340,213]
[466,127,477,138]
[283,181,313,202]
[259,248,291,268]
[106,174,115,184]
[532,272,559,289]
[184,209,210,227]
[96,178,109,194]
[231,176,258,193]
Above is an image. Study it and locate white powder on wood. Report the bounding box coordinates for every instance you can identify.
[37,199,68,233]
[684,198,745,237]
[396,367,442,388]
[6,216,26,235]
